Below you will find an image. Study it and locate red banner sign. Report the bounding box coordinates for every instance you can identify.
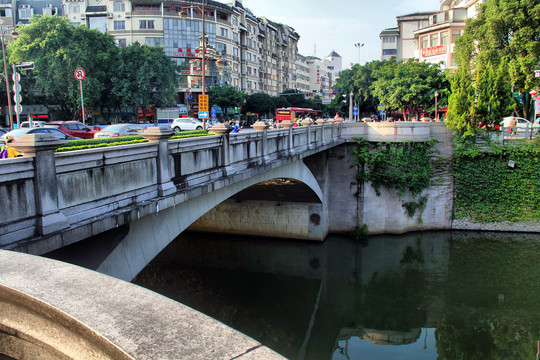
[422,45,446,58]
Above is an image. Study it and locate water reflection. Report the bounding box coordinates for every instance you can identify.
[133,231,540,360]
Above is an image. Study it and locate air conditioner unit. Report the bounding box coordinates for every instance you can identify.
[45,4,52,8]
[107,13,113,18]
[20,4,30,9]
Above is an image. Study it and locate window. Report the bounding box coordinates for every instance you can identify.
[382,49,397,55]
[247,24,251,33]
[452,29,462,41]
[116,38,127,47]
[233,47,239,57]
[232,17,237,26]
[421,36,428,49]
[146,37,163,46]
[114,21,125,30]
[233,32,238,42]
[430,33,439,47]
[69,3,80,13]
[216,42,227,55]
[139,20,155,30]
[42,6,57,16]
[70,22,81,26]
[0,9,11,17]
[18,6,33,19]
[113,1,125,12]
[440,31,449,45]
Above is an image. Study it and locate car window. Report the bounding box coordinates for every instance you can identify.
[29,128,49,134]
[65,124,77,130]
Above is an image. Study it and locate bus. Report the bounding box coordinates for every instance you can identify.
[276,107,322,123]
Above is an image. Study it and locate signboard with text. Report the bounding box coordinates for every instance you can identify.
[421,45,447,58]
[199,94,209,112]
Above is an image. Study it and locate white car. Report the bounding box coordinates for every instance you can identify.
[501,116,532,129]
[170,117,207,132]
[20,120,47,128]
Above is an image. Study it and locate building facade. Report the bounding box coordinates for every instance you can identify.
[380,0,485,68]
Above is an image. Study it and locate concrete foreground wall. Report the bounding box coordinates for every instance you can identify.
[0,250,285,360]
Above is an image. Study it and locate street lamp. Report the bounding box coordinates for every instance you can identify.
[0,27,18,130]
[434,91,439,121]
[354,43,364,65]
[349,91,354,121]
[179,0,224,130]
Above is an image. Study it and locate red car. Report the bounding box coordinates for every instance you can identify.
[44,121,99,139]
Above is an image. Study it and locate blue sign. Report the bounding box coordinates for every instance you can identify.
[353,110,359,116]
[353,106,358,111]
[198,111,209,119]
[211,107,217,117]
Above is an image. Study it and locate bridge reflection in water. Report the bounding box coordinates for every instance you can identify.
[134,231,540,360]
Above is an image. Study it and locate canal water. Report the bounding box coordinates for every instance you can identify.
[133,230,540,360]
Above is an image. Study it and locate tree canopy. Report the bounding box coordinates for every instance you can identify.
[448,0,539,130]
[8,15,179,121]
[208,86,246,115]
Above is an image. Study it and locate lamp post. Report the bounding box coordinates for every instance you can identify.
[1,28,18,130]
[349,91,354,121]
[354,43,364,65]
[434,90,439,121]
[179,1,225,130]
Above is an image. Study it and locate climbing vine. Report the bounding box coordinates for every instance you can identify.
[453,136,540,223]
[349,137,438,222]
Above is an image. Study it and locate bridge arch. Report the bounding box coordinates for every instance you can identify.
[96,159,325,281]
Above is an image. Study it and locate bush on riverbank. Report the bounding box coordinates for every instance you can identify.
[453,137,540,223]
[55,130,211,152]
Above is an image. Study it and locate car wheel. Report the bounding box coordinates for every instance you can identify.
[173,126,181,133]
[196,126,202,130]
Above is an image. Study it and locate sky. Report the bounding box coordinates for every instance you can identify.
[215,0,438,69]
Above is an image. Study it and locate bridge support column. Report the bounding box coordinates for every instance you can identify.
[142,127,175,197]
[12,134,69,235]
[321,124,327,145]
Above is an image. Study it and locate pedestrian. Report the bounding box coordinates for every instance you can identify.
[231,122,240,133]
[334,113,340,121]
[0,135,21,159]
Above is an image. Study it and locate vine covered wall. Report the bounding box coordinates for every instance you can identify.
[453,139,540,223]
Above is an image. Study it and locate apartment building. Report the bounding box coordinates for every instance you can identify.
[415,0,485,68]
[294,54,310,93]
[380,0,485,68]
[53,0,300,98]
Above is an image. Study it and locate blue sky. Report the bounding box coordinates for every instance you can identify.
[216,0,438,69]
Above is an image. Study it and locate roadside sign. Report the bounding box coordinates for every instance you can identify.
[14,104,22,115]
[377,104,385,110]
[211,107,217,118]
[199,94,209,112]
[353,110,358,116]
[198,111,209,119]
[74,68,85,81]
[353,106,358,111]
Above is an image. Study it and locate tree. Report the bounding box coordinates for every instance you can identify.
[109,42,179,122]
[208,86,246,116]
[9,15,118,120]
[271,95,290,109]
[452,0,540,120]
[371,59,449,120]
[245,92,274,118]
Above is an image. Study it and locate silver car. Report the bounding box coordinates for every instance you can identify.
[93,124,146,139]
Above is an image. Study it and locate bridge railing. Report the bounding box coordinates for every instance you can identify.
[0,122,345,253]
